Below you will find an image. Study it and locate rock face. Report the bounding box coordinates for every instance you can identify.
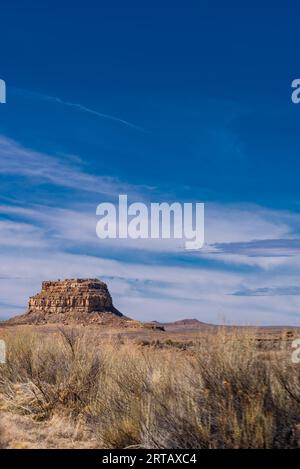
[7,278,129,326]
[27,278,122,317]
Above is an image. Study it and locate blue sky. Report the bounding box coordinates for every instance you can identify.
[1,1,300,324]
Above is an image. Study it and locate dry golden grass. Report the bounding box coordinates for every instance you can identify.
[0,326,300,448]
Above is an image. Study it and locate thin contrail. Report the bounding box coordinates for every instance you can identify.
[13,88,148,133]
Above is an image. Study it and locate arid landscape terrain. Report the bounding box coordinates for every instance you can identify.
[0,279,300,449]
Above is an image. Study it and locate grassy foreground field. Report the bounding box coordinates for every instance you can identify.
[0,325,300,449]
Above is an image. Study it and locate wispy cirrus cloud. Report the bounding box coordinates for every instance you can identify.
[233,286,300,296]
[13,88,148,133]
[0,135,152,198]
[0,198,295,258]
[211,238,300,258]
[0,219,46,248]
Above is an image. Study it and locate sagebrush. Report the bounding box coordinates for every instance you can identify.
[0,327,299,448]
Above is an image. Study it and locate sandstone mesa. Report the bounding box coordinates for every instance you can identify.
[6,278,163,330]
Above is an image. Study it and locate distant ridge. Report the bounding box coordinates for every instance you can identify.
[162,318,214,330]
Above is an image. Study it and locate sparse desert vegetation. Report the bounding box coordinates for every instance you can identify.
[0,326,300,449]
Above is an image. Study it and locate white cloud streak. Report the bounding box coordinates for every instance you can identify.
[0,135,151,198]
[14,88,148,133]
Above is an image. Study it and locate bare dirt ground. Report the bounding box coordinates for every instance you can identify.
[0,411,98,449]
